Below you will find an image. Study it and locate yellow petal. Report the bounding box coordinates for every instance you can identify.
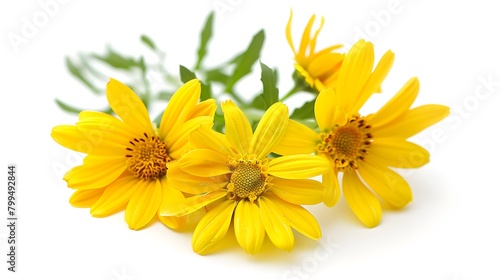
[358,161,412,209]
[161,190,226,217]
[315,88,347,130]
[176,149,229,177]
[158,214,187,231]
[106,78,153,134]
[51,125,129,156]
[192,200,237,255]
[51,125,91,153]
[188,124,234,156]
[307,16,324,56]
[258,196,294,251]
[368,77,419,127]
[125,179,162,230]
[168,170,227,195]
[342,171,382,228]
[166,116,214,159]
[336,40,374,113]
[295,63,316,88]
[369,138,429,168]
[270,177,323,205]
[90,173,140,217]
[77,111,137,140]
[322,68,342,89]
[77,111,148,152]
[269,155,330,179]
[267,193,321,240]
[286,9,296,54]
[373,105,450,139]
[297,15,316,61]
[69,188,105,208]
[186,98,217,120]
[157,176,187,230]
[221,100,253,154]
[234,200,265,254]
[322,169,340,207]
[65,155,127,190]
[272,120,318,156]
[308,52,341,78]
[159,79,201,139]
[249,102,288,159]
[351,49,395,114]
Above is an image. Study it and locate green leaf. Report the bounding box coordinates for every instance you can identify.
[225,30,265,92]
[195,12,214,70]
[213,111,225,133]
[138,56,147,73]
[157,91,174,100]
[250,95,266,110]
[205,68,229,83]
[179,65,197,83]
[93,48,139,70]
[140,34,157,50]
[258,62,279,109]
[65,57,100,94]
[55,99,83,114]
[55,99,112,115]
[200,82,212,101]
[290,100,315,120]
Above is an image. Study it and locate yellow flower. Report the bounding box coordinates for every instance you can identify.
[274,40,450,228]
[161,101,330,254]
[51,78,216,230]
[286,10,345,91]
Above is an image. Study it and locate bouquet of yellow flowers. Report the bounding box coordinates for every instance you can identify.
[51,10,449,255]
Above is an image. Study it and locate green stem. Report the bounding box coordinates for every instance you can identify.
[280,83,302,102]
[226,89,245,104]
[139,57,152,109]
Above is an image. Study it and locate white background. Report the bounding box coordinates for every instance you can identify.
[1,1,500,279]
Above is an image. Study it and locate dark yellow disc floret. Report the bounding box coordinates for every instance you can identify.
[125,132,170,180]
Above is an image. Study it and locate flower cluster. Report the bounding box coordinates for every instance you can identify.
[52,11,449,255]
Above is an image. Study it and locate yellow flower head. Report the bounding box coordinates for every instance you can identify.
[275,40,450,228]
[51,79,216,230]
[286,10,345,91]
[162,101,330,255]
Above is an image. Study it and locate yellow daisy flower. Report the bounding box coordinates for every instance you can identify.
[286,10,345,91]
[51,78,216,230]
[161,101,330,254]
[274,40,450,227]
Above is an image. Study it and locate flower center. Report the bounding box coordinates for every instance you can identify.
[125,132,170,180]
[226,155,270,202]
[232,164,265,198]
[318,117,372,171]
[332,126,362,157]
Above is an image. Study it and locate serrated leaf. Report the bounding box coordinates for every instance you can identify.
[179,65,197,83]
[140,34,157,50]
[290,100,315,120]
[258,62,279,109]
[65,57,100,94]
[195,12,214,70]
[93,48,139,70]
[225,30,265,92]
